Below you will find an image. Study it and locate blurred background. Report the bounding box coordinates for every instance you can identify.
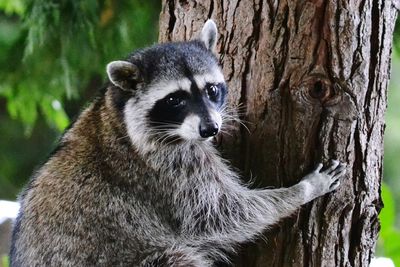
[0,1,398,266]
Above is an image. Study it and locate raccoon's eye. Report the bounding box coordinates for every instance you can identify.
[166,97,185,107]
[206,84,219,99]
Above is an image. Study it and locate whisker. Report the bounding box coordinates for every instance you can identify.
[117,134,130,141]
[218,130,233,137]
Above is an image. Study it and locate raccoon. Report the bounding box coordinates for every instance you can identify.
[10,20,346,267]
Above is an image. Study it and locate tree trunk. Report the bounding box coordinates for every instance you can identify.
[159,1,398,266]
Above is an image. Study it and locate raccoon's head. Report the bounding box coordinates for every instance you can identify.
[106,20,227,152]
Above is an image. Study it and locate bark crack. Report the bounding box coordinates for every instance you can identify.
[167,0,177,39]
[364,0,380,122]
[207,0,214,18]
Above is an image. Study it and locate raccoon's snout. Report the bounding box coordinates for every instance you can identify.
[199,121,219,138]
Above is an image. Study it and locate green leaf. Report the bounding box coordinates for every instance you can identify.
[0,0,160,132]
[380,183,395,237]
[40,96,70,131]
[0,0,25,15]
[378,182,400,266]
[1,255,9,267]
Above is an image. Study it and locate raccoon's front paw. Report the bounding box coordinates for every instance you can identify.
[300,160,346,201]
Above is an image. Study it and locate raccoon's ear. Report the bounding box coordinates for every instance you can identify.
[106,60,140,90]
[200,19,218,52]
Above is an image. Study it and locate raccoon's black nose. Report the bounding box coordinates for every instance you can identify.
[199,122,219,138]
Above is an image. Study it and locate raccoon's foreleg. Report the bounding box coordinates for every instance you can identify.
[195,160,346,249]
[253,160,347,223]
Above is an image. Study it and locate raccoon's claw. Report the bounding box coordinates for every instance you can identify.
[329,179,341,191]
[313,163,324,172]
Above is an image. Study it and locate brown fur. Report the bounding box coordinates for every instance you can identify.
[11,88,169,266]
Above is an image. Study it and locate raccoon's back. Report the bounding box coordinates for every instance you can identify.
[11,156,100,263]
[9,156,158,266]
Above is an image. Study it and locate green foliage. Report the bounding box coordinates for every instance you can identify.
[1,255,9,267]
[377,183,400,266]
[394,18,400,53]
[377,47,400,265]
[0,0,24,15]
[384,49,400,226]
[0,0,160,134]
[0,113,59,199]
[0,0,160,199]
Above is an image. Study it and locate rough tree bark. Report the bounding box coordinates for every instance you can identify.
[159,1,398,266]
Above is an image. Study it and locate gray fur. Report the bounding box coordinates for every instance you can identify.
[10,20,346,266]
